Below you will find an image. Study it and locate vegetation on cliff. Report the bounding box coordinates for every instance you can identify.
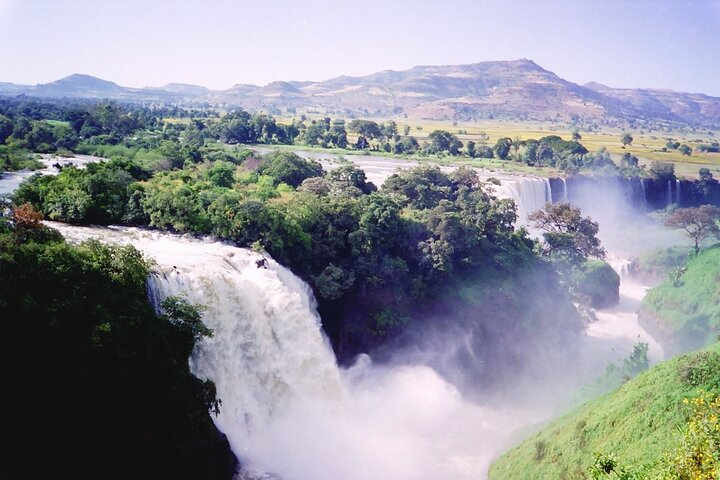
[641,244,720,353]
[0,207,236,480]
[489,344,720,479]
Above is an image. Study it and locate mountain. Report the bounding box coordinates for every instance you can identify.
[157,83,210,95]
[33,74,125,98]
[2,61,720,127]
[584,81,720,127]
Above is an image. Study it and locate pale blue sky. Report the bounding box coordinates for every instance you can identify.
[1,0,719,95]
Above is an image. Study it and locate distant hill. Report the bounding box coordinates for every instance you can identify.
[34,74,125,98]
[2,60,720,127]
[157,83,210,96]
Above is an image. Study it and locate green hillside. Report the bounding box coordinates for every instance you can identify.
[489,344,720,479]
[641,244,720,353]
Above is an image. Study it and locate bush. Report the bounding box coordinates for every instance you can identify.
[573,260,620,307]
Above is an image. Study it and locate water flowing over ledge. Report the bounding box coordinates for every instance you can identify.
[48,222,541,480]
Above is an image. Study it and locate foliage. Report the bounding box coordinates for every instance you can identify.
[572,259,620,307]
[649,161,675,181]
[0,144,44,173]
[642,244,720,352]
[0,222,235,480]
[666,392,720,479]
[211,109,298,145]
[664,205,720,252]
[13,159,146,224]
[489,344,720,480]
[256,150,324,187]
[529,202,606,266]
[427,129,463,155]
[634,247,689,280]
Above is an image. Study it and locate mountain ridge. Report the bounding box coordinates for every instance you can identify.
[2,60,719,127]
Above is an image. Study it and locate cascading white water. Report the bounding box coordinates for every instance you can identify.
[47,223,344,428]
[494,177,552,225]
[543,178,552,203]
[586,255,664,363]
[639,178,647,211]
[676,179,681,206]
[47,222,539,480]
[561,178,569,202]
[607,257,633,279]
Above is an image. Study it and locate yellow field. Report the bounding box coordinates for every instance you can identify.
[276,113,720,179]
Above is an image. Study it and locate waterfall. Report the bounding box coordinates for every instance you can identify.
[676,179,681,206]
[47,222,537,480]
[607,257,633,279]
[639,178,647,212]
[561,178,569,202]
[544,178,552,203]
[666,180,672,207]
[494,177,552,226]
[48,223,344,429]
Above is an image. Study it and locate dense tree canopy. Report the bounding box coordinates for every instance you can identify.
[529,202,605,265]
[0,215,236,480]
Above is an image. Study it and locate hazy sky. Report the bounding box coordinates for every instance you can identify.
[1,0,719,95]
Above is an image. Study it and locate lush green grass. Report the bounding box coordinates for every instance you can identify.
[642,244,720,350]
[75,141,165,168]
[489,343,720,479]
[634,246,689,280]
[42,119,71,127]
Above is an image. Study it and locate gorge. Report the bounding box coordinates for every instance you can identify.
[13,157,680,479]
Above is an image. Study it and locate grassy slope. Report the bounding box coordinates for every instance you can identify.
[642,243,720,350]
[489,343,720,479]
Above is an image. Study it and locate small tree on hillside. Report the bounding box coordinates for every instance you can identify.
[529,202,605,265]
[621,133,634,147]
[665,205,720,253]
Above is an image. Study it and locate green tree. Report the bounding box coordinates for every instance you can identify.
[348,119,382,140]
[493,137,512,160]
[648,161,675,181]
[427,130,456,154]
[257,151,324,187]
[326,162,376,194]
[621,133,634,147]
[529,203,605,265]
[678,144,692,156]
[204,161,236,188]
[466,140,476,158]
[303,122,326,146]
[665,205,720,253]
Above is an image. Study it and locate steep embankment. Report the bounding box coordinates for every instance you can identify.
[639,244,720,354]
[0,219,237,480]
[489,343,720,479]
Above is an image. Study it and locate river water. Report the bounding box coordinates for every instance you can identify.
[0,154,105,196]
